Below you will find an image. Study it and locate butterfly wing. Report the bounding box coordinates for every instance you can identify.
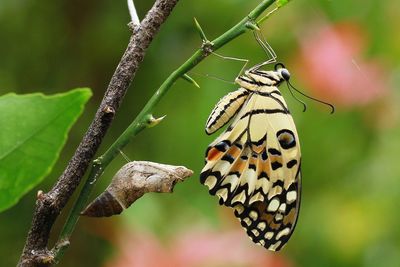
[200,87,301,251]
[205,88,249,135]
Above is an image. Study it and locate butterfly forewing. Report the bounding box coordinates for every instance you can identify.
[205,88,249,135]
[200,67,301,251]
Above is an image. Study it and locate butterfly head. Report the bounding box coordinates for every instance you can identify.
[235,63,290,88]
[274,63,291,81]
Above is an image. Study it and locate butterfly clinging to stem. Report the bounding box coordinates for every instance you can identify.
[200,31,333,251]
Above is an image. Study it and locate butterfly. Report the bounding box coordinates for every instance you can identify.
[200,63,301,251]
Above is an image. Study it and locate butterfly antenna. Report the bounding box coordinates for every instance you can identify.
[286,83,307,112]
[287,81,335,114]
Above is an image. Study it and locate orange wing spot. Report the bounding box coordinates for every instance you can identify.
[207,148,223,161]
[252,202,275,225]
[261,158,271,176]
[252,142,266,154]
[249,156,258,167]
[228,146,242,159]
[269,221,281,230]
[283,208,297,225]
[270,155,282,164]
[231,158,247,174]
[252,201,266,212]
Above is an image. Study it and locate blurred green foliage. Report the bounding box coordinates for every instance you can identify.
[0,0,399,266]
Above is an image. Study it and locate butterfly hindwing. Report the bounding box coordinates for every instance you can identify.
[234,167,301,251]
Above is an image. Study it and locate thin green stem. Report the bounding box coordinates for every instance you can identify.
[54,0,288,261]
[53,163,102,261]
[258,0,291,24]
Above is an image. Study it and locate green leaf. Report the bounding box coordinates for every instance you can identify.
[0,88,92,212]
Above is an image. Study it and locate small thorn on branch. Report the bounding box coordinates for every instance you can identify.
[146,114,166,128]
[103,105,115,114]
[193,17,208,42]
[182,74,200,88]
[81,161,193,217]
[36,190,45,200]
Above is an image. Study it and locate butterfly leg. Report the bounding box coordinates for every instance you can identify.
[212,29,278,74]
[249,30,277,72]
[211,51,250,77]
[189,52,250,84]
[211,30,278,74]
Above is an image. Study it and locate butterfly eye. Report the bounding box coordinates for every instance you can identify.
[274,63,290,80]
[277,129,296,149]
[280,68,290,81]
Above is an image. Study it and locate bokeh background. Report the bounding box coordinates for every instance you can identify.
[1,0,399,266]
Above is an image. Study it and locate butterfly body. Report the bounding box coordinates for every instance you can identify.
[200,65,301,251]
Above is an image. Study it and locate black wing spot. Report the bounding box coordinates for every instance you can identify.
[235,143,243,149]
[261,150,268,160]
[258,171,269,179]
[215,141,231,152]
[268,148,281,155]
[241,155,248,160]
[272,180,284,188]
[228,171,241,177]
[252,136,266,146]
[286,159,298,168]
[276,129,296,149]
[271,161,283,170]
[221,154,235,163]
[249,164,257,170]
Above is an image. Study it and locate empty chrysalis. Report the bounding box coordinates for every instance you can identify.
[81,161,193,217]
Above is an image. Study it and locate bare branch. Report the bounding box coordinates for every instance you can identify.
[18,0,179,266]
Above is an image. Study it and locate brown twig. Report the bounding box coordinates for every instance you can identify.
[18,0,179,266]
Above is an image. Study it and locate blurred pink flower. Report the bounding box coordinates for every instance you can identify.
[295,22,388,107]
[104,228,292,267]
